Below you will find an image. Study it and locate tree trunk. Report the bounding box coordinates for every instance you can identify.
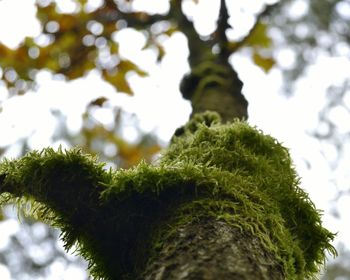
[179,59,248,123]
[142,218,284,280]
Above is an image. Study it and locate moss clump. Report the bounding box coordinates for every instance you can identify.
[0,112,336,279]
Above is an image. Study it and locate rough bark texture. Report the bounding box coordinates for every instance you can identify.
[142,218,284,280]
[191,88,248,123]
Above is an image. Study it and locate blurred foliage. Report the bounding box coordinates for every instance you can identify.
[0,208,90,279]
[48,100,162,169]
[79,107,161,169]
[236,22,276,73]
[0,0,146,95]
[321,247,350,279]
[311,81,350,170]
[267,0,350,93]
[0,0,348,95]
[0,0,281,96]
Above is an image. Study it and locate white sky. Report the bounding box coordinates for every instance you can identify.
[0,0,349,277]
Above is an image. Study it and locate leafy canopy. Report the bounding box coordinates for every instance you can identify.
[0,0,277,95]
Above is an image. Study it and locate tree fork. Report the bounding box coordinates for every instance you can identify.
[179,0,248,122]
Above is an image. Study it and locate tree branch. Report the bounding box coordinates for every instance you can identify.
[229,1,280,53]
[169,0,214,67]
[0,148,107,234]
[217,0,230,60]
[95,0,172,28]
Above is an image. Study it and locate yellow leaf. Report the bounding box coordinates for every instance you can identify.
[0,44,12,57]
[110,42,119,54]
[57,15,77,32]
[227,41,239,52]
[245,23,272,48]
[252,52,275,73]
[164,26,179,37]
[45,59,60,72]
[118,60,147,77]
[57,32,76,50]
[102,70,133,95]
[156,43,165,62]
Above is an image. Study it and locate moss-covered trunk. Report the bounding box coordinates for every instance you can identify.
[180,59,248,123]
[0,116,335,279]
[0,2,336,279]
[142,218,283,279]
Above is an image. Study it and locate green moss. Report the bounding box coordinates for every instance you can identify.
[0,112,336,279]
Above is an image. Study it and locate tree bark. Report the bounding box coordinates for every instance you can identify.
[142,218,284,280]
[191,86,248,123]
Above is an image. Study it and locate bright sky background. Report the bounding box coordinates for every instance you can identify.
[0,0,350,278]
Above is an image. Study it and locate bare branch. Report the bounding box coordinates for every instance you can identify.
[217,0,230,59]
[168,0,213,67]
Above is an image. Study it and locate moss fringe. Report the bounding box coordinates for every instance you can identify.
[0,112,336,279]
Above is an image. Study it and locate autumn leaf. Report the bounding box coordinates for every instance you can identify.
[110,42,119,54]
[156,42,166,62]
[102,69,133,94]
[0,44,12,57]
[118,60,147,77]
[164,26,179,37]
[252,51,275,73]
[245,23,272,49]
[102,60,148,94]
[56,15,78,32]
[81,122,161,168]
[88,97,108,107]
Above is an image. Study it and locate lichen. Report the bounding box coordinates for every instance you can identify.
[0,111,336,279]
